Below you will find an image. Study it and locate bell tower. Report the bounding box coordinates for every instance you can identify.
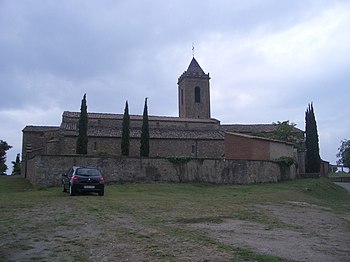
[178,58,211,119]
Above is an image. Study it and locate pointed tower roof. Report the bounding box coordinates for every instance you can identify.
[187,57,205,74]
[178,57,210,83]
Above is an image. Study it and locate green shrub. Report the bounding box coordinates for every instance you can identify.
[167,156,192,165]
[275,156,296,180]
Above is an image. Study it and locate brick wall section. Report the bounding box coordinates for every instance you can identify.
[23,155,296,187]
[225,133,270,160]
[225,132,294,161]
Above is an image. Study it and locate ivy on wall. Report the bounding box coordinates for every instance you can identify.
[167,156,192,165]
[275,156,296,180]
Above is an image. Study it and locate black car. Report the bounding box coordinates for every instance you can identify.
[62,166,105,196]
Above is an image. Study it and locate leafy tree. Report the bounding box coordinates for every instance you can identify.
[0,140,12,175]
[140,98,150,157]
[121,100,130,156]
[305,103,321,173]
[336,139,350,169]
[268,120,304,150]
[11,153,21,175]
[76,94,88,154]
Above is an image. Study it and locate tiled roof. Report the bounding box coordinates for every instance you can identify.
[225,132,293,145]
[23,126,60,132]
[222,124,277,133]
[221,124,303,134]
[63,111,219,124]
[63,111,119,119]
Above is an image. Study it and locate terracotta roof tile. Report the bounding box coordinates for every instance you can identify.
[23,126,60,132]
[221,124,303,134]
[225,132,293,145]
[63,111,219,123]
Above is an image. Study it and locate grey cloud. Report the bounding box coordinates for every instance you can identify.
[0,0,349,170]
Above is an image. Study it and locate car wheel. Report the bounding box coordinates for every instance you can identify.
[62,182,67,192]
[69,185,75,196]
[98,190,104,196]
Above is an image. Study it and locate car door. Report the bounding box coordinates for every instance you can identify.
[63,168,74,188]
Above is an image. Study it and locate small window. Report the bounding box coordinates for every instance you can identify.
[94,142,97,151]
[192,145,195,154]
[195,86,200,103]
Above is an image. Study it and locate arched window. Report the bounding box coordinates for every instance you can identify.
[195,86,200,103]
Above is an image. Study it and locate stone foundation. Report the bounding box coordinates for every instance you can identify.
[23,155,296,187]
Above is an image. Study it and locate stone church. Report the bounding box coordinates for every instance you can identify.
[22,57,302,163]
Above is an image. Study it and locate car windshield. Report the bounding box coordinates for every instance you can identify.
[76,168,101,176]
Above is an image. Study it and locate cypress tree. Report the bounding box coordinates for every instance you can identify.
[140,98,150,157]
[11,153,21,175]
[76,94,88,154]
[121,100,130,156]
[305,103,321,173]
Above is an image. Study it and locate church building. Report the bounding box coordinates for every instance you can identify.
[22,57,301,163]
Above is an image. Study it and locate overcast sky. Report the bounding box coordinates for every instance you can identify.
[1,0,349,173]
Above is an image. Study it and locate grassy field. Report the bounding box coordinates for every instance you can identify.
[328,172,350,182]
[0,176,349,261]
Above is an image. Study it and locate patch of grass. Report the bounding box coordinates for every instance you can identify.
[0,176,33,193]
[4,241,34,251]
[329,172,350,177]
[297,178,350,212]
[176,216,227,224]
[0,176,349,261]
[233,246,291,262]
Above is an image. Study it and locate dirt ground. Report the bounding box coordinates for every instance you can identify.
[189,202,350,262]
[2,199,350,262]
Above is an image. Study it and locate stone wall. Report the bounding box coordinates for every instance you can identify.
[58,136,224,159]
[269,141,294,160]
[23,155,296,187]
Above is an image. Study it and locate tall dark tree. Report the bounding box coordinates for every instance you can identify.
[336,139,350,169]
[11,153,21,175]
[121,100,130,156]
[76,94,88,154]
[0,140,12,175]
[140,98,150,157]
[305,103,321,173]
